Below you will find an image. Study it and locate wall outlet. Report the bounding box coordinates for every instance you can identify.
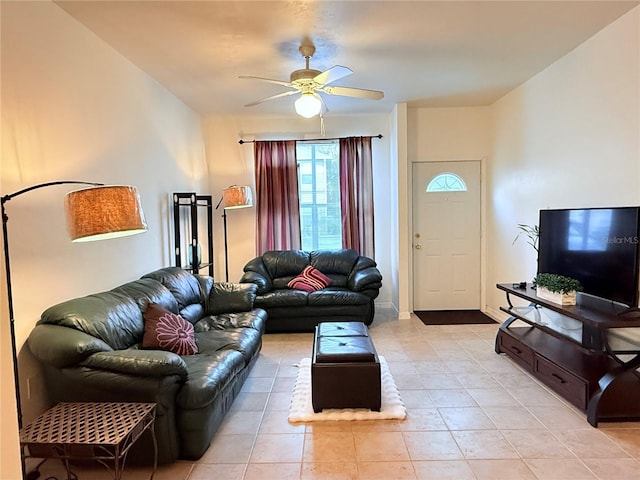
[26,376,40,400]
[26,376,33,399]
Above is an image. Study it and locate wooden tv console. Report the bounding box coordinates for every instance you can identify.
[495,283,640,426]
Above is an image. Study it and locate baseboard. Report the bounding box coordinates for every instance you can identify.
[373,302,411,320]
[375,301,394,310]
[484,305,508,324]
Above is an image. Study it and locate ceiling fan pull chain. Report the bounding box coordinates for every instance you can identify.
[320,114,326,136]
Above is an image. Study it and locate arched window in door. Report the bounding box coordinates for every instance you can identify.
[426,172,467,192]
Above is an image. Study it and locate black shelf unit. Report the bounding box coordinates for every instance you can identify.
[173,192,213,277]
[495,283,640,426]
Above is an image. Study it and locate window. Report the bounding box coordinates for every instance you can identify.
[297,141,342,250]
[426,172,467,192]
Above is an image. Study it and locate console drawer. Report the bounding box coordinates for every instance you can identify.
[498,331,533,369]
[534,354,587,409]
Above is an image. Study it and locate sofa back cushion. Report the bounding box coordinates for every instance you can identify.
[39,278,173,350]
[112,278,179,313]
[310,249,359,287]
[208,282,257,315]
[262,250,310,288]
[142,267,204,314]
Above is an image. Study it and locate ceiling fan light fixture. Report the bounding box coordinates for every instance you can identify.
[294,92,322,118]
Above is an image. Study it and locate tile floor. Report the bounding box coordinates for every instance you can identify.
[31,309,640,479]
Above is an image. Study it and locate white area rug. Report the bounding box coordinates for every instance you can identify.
[288,356,406,422]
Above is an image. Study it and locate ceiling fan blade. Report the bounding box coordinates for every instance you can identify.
[244,90,298,107]
[321,85,384,100]
[313,65,353,86]
[239,75,292,88]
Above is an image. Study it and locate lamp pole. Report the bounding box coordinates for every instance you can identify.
[1,180,102,479]
[215,196,230,282]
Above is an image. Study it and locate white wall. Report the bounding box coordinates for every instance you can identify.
[408,107,492,161]
[405,107,492,313]
[202,114,394,307]
[0,3,207,477]
[487,7,640,317]
[391,104,408,317]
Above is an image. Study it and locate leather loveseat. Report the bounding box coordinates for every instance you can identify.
[27,267,266,464]
[239,249,382,332]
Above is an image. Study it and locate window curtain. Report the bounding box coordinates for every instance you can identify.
[339,136,375,258]
[254,140,301,254]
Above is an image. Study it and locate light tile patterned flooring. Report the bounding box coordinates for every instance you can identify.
[33,309,640,479]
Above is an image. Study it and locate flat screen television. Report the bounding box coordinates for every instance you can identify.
[537,206,640,308]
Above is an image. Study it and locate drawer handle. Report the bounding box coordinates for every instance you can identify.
[551,373,567,384]
[510,346,522,355]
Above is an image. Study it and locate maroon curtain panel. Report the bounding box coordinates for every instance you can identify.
[339,136,375,258]
[254,140,301,254]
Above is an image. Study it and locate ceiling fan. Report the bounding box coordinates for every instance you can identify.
[240,43,384,118]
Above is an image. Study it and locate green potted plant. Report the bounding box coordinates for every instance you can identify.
[512,223,539,255]
[533,273,582,305]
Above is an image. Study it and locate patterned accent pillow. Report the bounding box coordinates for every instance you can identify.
[287,265,332,293]
[142,303,198,355]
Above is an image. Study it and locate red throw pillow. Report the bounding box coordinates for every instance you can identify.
[287,265,332,293]
[143,303,198,355]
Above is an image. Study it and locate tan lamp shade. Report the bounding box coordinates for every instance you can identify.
[223,185,253,210]
[65,185,148,242]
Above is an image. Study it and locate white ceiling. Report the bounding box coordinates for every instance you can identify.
[55,1,638,117]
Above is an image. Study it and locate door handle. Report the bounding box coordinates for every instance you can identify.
[414,243,422,250]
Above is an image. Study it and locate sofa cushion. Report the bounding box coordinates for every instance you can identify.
[143,303,198,356]
[195,328,262,364]
[288,266,332,293]
[254,289,308,308]
[308,288,371,306]
[196,310,267,333]
[176,350,245,409]
[208,282,257,315]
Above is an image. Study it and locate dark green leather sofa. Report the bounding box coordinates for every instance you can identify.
[27,267,266,464]
[240,249,382,332]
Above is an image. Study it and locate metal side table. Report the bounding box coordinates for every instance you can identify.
[20,402,157,480]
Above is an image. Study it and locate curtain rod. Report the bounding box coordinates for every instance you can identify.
[238,134,383,145]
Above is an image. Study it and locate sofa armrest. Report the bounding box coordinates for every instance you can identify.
[80,350,188,379]
[28,324,113,368]
[240,257,273,294]
[44,365,184,409]
[348,266,383,293]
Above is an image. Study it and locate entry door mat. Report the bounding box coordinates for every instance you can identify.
[415,310,497,326]
[288,356,406,422]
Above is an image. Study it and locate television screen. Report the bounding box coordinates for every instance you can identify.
[538,207,640,307]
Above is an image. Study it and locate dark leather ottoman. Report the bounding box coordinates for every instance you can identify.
[311,322,381,412]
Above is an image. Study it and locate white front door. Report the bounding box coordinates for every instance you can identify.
[412,161,481,310]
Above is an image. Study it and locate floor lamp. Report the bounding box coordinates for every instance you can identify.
[1,181,147,479]
[215,185,253,281]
